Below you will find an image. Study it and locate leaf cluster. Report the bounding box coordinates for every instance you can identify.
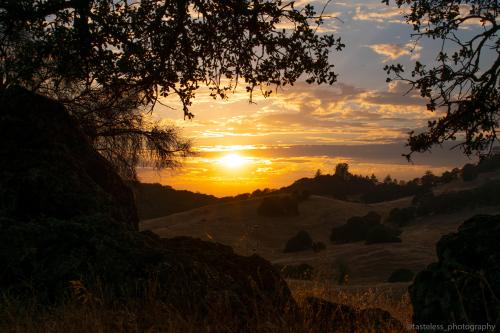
[384,0,499,158]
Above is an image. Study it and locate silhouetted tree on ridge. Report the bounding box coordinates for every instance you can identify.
[335,163,350,180]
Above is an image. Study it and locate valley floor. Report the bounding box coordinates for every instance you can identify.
[141,194,500,285]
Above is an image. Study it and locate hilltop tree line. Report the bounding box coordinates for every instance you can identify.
[279,154,500,203]
[131,154,500,220]
[387,179,500,227]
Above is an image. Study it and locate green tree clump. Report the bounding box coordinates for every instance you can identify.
[284,230,313,253]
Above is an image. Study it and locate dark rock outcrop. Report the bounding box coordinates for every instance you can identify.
[409,215,500,331]
[0,87,296,326]
[302,297,406,333]
[0,86,138,229]
[158,236,296,321]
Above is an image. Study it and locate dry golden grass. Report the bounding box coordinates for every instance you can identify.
[0,296,303,333]
[288,280,413,328]
[1,278,414,333]
[141,194,500,285]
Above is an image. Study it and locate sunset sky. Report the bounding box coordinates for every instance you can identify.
[138,0,483,196]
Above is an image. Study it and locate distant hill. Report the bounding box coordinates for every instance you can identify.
[279,153,500,203]
[141,169,500,285]
[129,182,220,220]
[278,173,425,203]
[281,174,375,200]
[139,156,500,285]
[132,153,500,220]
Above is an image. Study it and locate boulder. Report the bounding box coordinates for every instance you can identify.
[157,236,296,322]
[0,86,138,229]
[409,215,500,330]
[0,87,296,326]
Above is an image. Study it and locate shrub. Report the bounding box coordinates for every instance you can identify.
[365,225,402,244]
[440,169,459,184]
[312,241,326,253]
[276,263,314,280]
[330,221,365,243]
[387,269,415,283]
[330,211,382,244]
[386,207,416,227]
[461,163,478,181]
[333,258,350,285]
[412,189,434,205]
[284,230,313,252]
[257,195,299,217]
[363,211,382,224]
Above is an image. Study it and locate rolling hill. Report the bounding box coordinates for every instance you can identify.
[140,170,500,285]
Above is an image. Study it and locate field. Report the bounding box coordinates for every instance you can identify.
[4,173,499,332]
[138,172,500,328]
[141,172,500,285]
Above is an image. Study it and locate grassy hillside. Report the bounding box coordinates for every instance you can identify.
[141,170,500,285]
[133,155,500,220]
[129,182,219,220]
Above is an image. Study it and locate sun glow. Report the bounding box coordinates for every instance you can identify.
[218,153,248,168]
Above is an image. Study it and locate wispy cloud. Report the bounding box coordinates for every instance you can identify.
[353,5,406,24]
[367,42,422,61]
[140,0,487,195]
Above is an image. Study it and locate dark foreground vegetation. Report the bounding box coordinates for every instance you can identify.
[387,269,415,283]
[1,0,499,330]
[0,86,416,333]
[274,263,314,280]
[410,215,500,329]
[0,88,296,331]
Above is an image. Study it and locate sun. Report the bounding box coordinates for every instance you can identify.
[218,153,248,168]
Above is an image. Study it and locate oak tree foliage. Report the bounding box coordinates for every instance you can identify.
[0,0,344,177]
[384,0,499,159]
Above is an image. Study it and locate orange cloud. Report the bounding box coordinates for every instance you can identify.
[367,42,422,61]
[353,5,406,24]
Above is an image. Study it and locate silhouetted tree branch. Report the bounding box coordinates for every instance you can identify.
[0,0,343,178]
[384,0,499,159]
